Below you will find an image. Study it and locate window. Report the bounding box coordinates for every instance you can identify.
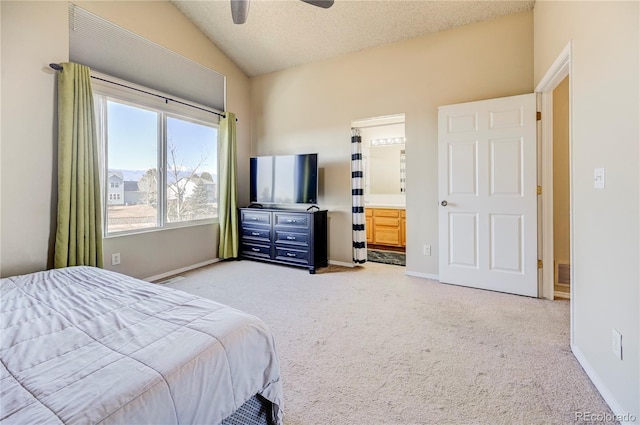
[94,79,219,236]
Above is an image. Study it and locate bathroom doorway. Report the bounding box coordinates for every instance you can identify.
[351,114,406,267]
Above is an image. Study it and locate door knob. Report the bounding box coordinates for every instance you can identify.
[441,200,448,206]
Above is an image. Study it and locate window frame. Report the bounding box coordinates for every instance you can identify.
[93,73,220,238]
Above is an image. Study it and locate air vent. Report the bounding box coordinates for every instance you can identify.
[557,263,571,285]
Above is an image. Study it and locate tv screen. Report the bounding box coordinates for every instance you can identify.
[250,154,318,204]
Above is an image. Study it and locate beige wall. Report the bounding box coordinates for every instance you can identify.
[1,2,68,277]
[0,1,251,279]
[535,0,639,418]
[552,76,570,270]
[251,11,533,268]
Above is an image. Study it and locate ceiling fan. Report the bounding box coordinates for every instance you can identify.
[230,0,334,24]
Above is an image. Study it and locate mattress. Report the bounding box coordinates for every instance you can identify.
[0,266,283,424]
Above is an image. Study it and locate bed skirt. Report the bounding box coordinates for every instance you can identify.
[220,395,275,425]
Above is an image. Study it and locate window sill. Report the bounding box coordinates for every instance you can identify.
[104,219,218,239]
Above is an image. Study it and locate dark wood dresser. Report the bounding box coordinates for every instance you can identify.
[239,208,328,274]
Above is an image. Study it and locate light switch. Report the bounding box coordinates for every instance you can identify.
[594,168,605,189]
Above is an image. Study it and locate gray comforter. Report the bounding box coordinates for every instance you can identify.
[0,266,283,424]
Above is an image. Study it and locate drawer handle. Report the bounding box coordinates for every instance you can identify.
[286,236,296,240]
[286,219,297,223]
[251,232,261,236]
[251,248,261,252]
[286,252,297,257]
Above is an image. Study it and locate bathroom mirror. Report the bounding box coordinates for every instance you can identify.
[352,115,406,205]
[367,140,405,195]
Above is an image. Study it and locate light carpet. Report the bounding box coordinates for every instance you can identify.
[168,260,614,425]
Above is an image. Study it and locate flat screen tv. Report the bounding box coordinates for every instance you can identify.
[250,153,318,204]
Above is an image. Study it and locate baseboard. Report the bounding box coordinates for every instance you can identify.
[144,259,220,282]
[328,260,355,268]
[571,344,638,424]
[405,270,439,281]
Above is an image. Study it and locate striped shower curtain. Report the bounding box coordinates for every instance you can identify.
[351,128,367,264]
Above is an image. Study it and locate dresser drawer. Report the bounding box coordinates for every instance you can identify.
[274,212,309,228]
[274,230,309,247]
[242,227,271,242]
[275,247,309,264]
[241,242,271,258]
[241,210,271,225]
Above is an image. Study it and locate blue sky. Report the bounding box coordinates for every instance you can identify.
[107,100,218,177]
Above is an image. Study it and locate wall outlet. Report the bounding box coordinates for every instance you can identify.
[111,253,121,266]
[423,244,431,256]
[611,329,622,360]
[594,167,605,189]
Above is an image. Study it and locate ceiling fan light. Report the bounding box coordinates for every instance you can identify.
[231,0,250,24]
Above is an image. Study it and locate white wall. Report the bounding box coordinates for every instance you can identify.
[250,11,533,268]
[534,1,639,420]
[0,1,251,279]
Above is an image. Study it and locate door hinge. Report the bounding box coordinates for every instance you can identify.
[537,186,542,195]
[536,111,542,121]
[538,259,543,269]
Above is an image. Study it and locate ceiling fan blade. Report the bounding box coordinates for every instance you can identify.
[300,0,334,9]
[231,0,250,24]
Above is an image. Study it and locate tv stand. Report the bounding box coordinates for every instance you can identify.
[239,207,328,274]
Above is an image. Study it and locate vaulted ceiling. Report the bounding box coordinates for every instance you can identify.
[172,0,535,77]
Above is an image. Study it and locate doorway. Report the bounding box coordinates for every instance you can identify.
[551,76,571,300]
[536,41,573,304]
[351,114,406,267]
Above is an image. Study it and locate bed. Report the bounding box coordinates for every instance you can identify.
[0,266,283,424]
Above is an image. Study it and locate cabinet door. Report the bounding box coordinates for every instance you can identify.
[366,216,373,243]
[374,226,401,246]
[400,210,406,247]
[372,208,401,246]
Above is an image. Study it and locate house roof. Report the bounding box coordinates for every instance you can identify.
[172,0,535,77]
[109,171,123,181]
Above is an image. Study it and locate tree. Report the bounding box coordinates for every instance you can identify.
[138,168,158,207]
[167,144,207,222]
[189,179,211,219]
[199,171,214,182]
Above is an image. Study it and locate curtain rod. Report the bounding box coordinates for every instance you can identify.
[49,63,236,121]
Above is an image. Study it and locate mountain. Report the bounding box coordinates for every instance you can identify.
[108,169,217,183]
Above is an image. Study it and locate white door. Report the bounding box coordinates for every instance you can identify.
[438,94,537,297]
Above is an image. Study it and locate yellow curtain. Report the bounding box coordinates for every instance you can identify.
[54,62,103,268]
[217,112,239,259]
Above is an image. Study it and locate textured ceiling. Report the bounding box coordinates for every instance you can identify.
[172,0,535,77]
